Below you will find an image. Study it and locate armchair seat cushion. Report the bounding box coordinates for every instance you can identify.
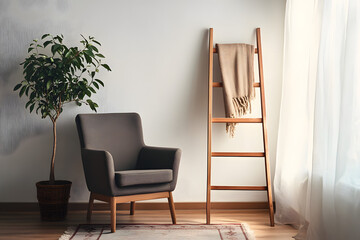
[115,169,173,187]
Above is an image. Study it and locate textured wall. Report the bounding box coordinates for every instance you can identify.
[0,0,285,202]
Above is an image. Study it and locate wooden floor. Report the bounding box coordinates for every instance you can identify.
[0,209,296,239]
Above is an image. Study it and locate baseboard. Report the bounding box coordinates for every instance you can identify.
[0,202,269,212]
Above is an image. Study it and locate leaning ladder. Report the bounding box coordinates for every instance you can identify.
[206,28,275,226]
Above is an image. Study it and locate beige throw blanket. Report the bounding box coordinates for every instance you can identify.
[217,44,255,137]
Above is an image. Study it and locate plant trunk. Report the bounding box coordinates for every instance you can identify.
[49,121,57,184]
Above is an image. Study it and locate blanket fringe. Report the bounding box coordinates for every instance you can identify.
[226,96,252,137]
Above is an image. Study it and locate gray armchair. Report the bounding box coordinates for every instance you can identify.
[75,113,181,232]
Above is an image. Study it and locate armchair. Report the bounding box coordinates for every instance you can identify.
[75,113,181,232]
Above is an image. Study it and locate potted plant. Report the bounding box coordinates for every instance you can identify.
[14,34,111,221]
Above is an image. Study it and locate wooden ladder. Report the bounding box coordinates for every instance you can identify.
[206,28,275,226]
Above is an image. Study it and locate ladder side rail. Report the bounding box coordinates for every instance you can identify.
[256,28,275,226]
[206,28,214,225]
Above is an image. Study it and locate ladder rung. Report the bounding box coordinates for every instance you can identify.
[212,118,262,123]
[212,152,265,157]
[213,82,260,88]
[211,186,267,191]
[213,47,258,54]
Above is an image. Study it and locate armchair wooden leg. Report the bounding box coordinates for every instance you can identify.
[87,192,95,221]
[167,192,177,224]
[110,197,117,233]
[130,201,135,215]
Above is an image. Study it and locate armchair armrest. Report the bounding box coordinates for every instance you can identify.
[81,148,116,196]
[136,146,181,191]
[137,146,181,170]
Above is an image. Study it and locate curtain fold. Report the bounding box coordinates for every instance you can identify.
[274,0,360,239]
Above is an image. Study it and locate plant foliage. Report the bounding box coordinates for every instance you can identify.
[13,34,111,184]
[14,34,111,122]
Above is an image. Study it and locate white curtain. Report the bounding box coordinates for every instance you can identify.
[274,0,360,239]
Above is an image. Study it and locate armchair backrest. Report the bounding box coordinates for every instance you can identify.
[75,113,144,171]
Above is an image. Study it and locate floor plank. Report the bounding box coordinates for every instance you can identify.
[0,209,296,239]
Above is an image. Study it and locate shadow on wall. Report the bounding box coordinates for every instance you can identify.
[0,1,70,155]
[0,110,87,201]
[0,18,46,155]
[171,29,209,191]
[181,29,209,132]
[0,95,46,155]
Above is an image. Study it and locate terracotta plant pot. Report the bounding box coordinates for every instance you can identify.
[36,180,72,221]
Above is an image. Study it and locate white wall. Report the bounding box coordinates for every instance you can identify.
[0,0,285,202]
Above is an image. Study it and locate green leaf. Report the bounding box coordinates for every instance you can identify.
[36,105,41,114]
[46,80,51,90]
[79,92,85,99]
[84,49,95,57]
[95,53,105,58]
[93,81,99,89]
[25,86,30,96]
[75,101,82,106]
[41,34,50,39]
[13,83,22,91]
[28,47,34,53]
[101,64,111,71]
[84,53,92,64]
[82,78,88,84]
[64,49,72,58]
[80,34,88,44]
[43,40,52,48]
[22,61,29,68]
[91,71,95,78]
[19,86,26,97]
[25,101,32,108]
[29,103,35,113]
[95,79,104,87]
[30,91,36,100]
[54,35,63,43]
[89,45,99,52]
[86,99,97,112]
[85,89,91,97]
[89,86,96,93]
[92,40,101,46]
[51,44,62,55]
